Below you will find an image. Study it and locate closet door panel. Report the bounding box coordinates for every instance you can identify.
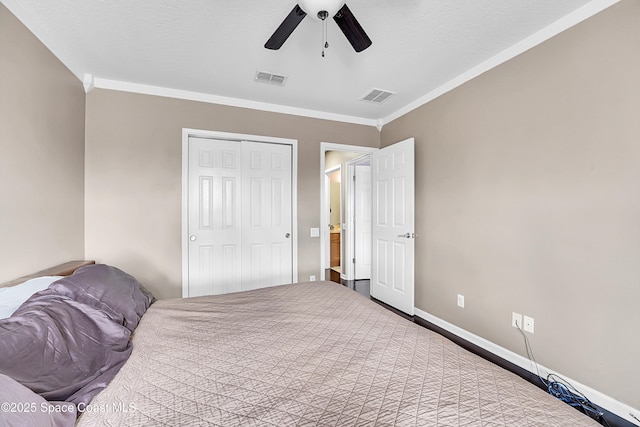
[241,141,293,290]
[188,138,242,296]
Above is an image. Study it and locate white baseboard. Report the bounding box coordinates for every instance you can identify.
[414,308,640,426]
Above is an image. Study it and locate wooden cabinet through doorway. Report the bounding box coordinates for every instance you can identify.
[330,232,340,267]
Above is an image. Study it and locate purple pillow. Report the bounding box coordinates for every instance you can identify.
[0,293,132,405]
[46,264,155,332]
[0,373,75,427]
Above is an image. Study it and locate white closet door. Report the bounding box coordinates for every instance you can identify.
[241,141,293,290]
[188,138,293,296]
[188,137,242,296]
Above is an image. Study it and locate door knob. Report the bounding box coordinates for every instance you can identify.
[189,235,197,241]
[285,233,291,238]
[397,233,411,238]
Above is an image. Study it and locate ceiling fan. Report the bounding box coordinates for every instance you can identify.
[265,0,372,55]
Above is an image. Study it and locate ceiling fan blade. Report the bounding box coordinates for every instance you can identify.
[265,5,307,50]
[333,4,372,52]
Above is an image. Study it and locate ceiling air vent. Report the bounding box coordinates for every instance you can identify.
[360,88,395,103]
[254,70,288,87]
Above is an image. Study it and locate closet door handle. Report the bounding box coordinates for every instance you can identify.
[285,233,291,238]
[189,235,197,241]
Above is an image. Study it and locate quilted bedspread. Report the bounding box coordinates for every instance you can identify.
[76,281,598,426]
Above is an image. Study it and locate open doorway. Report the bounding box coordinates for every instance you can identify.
[320,143,377,284]
[344,155,372,282]
[325,165,342,281]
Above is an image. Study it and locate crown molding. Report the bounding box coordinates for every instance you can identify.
[89,78,378,128]
[381,0,621,127]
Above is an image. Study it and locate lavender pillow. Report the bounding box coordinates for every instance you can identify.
[46,264,155,332]
[0,293,132,405]
[0,374,75,427]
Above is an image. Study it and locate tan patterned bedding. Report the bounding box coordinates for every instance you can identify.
[76,281,598,426]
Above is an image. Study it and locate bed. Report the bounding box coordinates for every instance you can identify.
[0,262,600,426]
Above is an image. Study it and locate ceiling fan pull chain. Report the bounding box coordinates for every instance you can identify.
[321,21,324,57]
[324,16,329,50]
[319,10,329,58]
[322,16,326,57]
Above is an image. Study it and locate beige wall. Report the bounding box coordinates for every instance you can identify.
[0,4,85,283]
[381,0,640,409]
[84,89,379,299]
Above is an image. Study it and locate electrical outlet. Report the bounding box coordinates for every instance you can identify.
[310,275,316,281]
[457,294,464,308]
[523,315,535,333]
[512,312,523,329]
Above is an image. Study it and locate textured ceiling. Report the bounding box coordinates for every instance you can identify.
[2,0,612,125]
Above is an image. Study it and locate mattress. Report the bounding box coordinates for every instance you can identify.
[76,281,598,426]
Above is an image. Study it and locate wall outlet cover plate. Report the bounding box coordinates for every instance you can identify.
[523,315,535,333]
[512,312,522,328]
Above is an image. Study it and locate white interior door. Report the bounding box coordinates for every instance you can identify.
[354,165,372,280]
[370,138,415,315]
[188,137,242,296]
[187,138,292,296]
[241,141,293,290]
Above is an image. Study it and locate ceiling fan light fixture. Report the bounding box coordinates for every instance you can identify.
[298,0,346,20]
[265,1,371,53]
